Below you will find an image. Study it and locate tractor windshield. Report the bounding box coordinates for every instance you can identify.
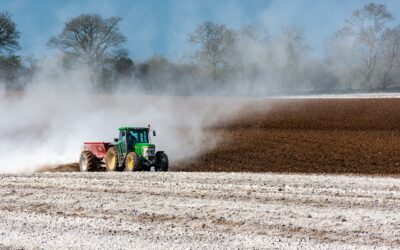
[127,130,149,145]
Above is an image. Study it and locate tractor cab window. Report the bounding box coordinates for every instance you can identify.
[127,130,149,146]
[119,131,126,142]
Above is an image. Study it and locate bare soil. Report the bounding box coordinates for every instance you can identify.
[181,98,400,175]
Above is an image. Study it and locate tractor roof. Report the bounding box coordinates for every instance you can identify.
[119,127,149,131]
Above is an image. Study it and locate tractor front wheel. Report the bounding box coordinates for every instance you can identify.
[79,151,97,172]
[105,147,119,171]
[155,152,169,172]
[125,152,140,172]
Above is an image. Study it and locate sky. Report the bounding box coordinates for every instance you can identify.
[2,0,400,60]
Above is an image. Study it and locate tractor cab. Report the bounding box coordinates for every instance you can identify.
[115,127,156,161]
[118,127,150,147]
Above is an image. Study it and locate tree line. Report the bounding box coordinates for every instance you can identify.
[1,2,400,95]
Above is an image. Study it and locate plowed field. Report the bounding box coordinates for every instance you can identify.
[180,98,400,175]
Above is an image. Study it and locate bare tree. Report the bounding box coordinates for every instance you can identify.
[230,24,269,92]
[48,14,127,73]
[279,26,311,66]
[381,25,400,89]
[337,3,393,86]
[239,23,268,43]
[275,26,311,91]
[0,12,20,54]
[113,52,134,78]
[325,36,360,90]
[189,22,236,81]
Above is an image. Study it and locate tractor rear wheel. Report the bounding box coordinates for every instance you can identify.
[125,152,140,172]
[79,151,97,172]
[155,152,169,172]
[105,147,119,171]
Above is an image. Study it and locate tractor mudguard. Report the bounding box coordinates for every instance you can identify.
[83,142,112,159]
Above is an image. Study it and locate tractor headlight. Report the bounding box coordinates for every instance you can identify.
[143,148,156,158]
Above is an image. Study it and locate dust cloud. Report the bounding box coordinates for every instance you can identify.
[0,58,258,173]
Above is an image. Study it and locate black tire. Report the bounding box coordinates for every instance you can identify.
[155,152,169,172]
[125,152,141,172]
[105,147,119,171]
[79,151,98,172]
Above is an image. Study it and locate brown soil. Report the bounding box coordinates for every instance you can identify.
[181,98,400,175]
[46,98,400,175]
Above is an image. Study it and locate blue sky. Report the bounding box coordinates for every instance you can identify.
[2,0,400,60]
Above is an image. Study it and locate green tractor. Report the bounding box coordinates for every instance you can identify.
[79,126,168,172]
